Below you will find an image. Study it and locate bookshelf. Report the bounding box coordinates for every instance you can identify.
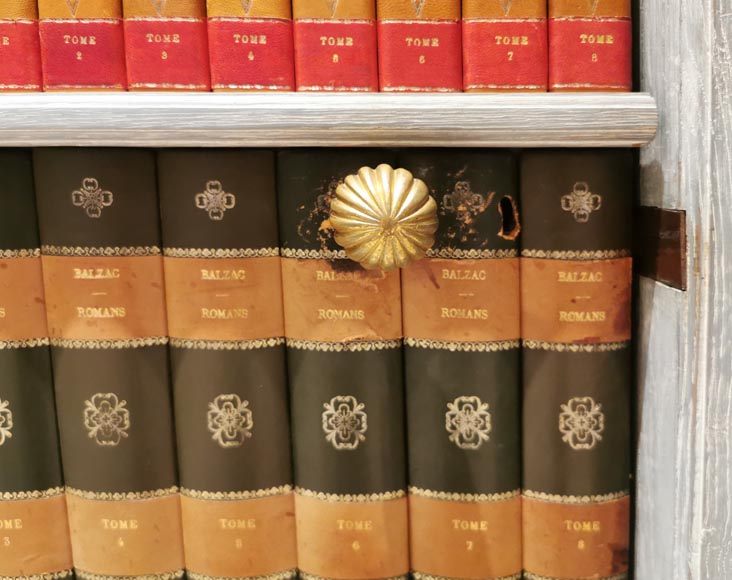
[0,92,657,148]
[0,0,730,568]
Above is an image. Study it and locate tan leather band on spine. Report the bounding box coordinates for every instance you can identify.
[123,0,206,17]
[402,258,520,343]
[0,256,49,342]
[295,493,409,580]
[180,493,297,578]
[408,493,521,579]
[38,0,122,19]
[377,0,459,20]
[522,495,629,579]
[163,256,284,341]
[463,0,546,19]
[0,495,73,577]
[207,0,292,18]
[549,0,630,17]
[0,1,38,19]
[65,493,184,577]
[41,255,168,341]
[293,0,375,20]
[520,257,631,344]
[280,259,402,343]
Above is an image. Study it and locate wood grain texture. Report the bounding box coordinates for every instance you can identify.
[0,93,657,148]
[637,0,732,577]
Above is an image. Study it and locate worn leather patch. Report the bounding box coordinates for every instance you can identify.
[181,494,297,578]
[164,256,283,341]
[523,495,630,578]
[295,493,409,580]
[0,257,48,341]
[402,257,520,342]
[521,257,631,344]
[42,255,167,340]
[0,495,73,577]
[207,0,291,18]
[409,493,521,579]
[66,493,185,577]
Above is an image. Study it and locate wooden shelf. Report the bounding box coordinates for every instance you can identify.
[0,92,657,148]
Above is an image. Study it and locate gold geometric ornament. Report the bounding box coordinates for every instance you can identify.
[329,164,438,272]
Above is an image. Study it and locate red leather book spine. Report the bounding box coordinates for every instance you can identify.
[0,5,42,91]
[293,0,377,91]
[38,0,127,90]
[207,0,294,90]
[549,0,631,91]
[463,0,547,91]
[123,0,211,90]
[377,0,462,92]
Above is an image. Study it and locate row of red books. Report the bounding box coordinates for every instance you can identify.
[0,0,631,92]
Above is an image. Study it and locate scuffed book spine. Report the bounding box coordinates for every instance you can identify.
[548,0,631,91]
[0,150,74,580]
[207,0,294,90]
[278,150,409,580]
[462,0,547,92]
[157,149,297,580]
[293,0,378,91]
[399,150,522,580]
[123,0,211,90]
[520,150,632,580]
[33,148,185,580]
[38,0,127,90]
[0,4,43,91]
[377,0,462,92]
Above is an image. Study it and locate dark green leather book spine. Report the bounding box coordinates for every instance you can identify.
[278,150,409,580]
[399,150,522,580]
[0,150,74,580]
[33,148,185,580]
[520,150,632,580]
[157,149,297,580]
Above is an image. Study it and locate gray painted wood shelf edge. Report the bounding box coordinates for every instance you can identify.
[0,92,657,148]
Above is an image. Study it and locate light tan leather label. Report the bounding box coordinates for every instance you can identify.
[66,493,185,576]
[463,0,546,19]
[164,256,284,341]
[207,0,291,18]
[402,258,519,343]
[521,258,631,344]
[0,495,73,577]
[0,257,49,342]
[523,495,630,578]
[295,494,409,580]
[294,0,375,20]
[38,0,122,19]
[123,0,206,18]
[42,255,167,341]
[180,493,297,577]
[549,0,630,18]
[281,259,402,343]
[377,0,460,20]
[409,493,521,579]
[0,0,38,19]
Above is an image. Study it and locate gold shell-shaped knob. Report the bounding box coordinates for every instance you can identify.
[330,164,438,271]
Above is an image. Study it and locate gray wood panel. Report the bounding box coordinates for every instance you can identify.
[0,93,657,148]
[638,0,731,577]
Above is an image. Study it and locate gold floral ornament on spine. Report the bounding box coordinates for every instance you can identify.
[329,164,438,272]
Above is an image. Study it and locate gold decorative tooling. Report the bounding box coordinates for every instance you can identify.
[330,164,439,271]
